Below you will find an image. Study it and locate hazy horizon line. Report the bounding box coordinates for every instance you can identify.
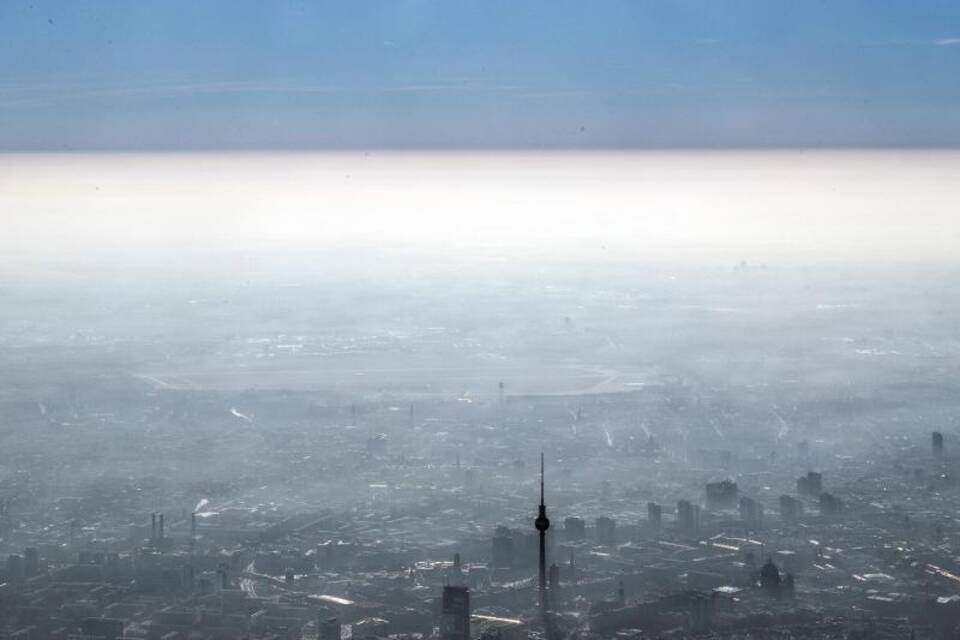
[5,145,960,154]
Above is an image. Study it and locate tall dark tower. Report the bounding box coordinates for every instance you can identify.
[441,586,470,640]
[534,452,550,611]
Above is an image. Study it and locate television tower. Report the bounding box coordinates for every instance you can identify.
[534,452,550,612]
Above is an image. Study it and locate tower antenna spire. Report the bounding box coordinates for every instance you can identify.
[540,451,545,507]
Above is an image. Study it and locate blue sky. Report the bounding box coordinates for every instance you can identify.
[2,0,959,149]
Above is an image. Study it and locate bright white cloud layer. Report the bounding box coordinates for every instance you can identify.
[3,151,959,273]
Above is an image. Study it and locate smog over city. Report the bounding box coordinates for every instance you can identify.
[3,3,960,640]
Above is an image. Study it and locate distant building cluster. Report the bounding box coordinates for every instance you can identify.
[1,341,956,640]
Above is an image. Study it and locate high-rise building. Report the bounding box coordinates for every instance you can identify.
[23,547,38,577]
[933,431,944,458]
[217,562,229,590]
[449,552,465,586]
[783,573,796,599]
[183,563,194,590]
[738,497,763,530]
[441,585,470,640]
[797,472,822,497]
[492,526,513,569]
[760,558,781,597]
[688,592,714,632]
[595,516,616,545]
[646,502,662,534]
[319,617,341,640]
[779,495,802,524]
[819,492,844,516]
[564,516,586,540]
[677,500,700,534]
[705,480,738,510]
[5,554,24,580]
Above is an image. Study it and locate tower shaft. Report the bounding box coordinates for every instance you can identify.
[534,452,550,612]
[539,529,547,609]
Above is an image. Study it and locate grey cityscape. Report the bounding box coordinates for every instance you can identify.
[4,2,960,639]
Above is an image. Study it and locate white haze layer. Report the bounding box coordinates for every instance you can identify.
[2,151,959,276]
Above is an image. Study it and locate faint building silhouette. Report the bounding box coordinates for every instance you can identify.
[760,557,781,597]
[5,553,24,581]
[646,502,662,535]
[738,497,763,530]
[492,526,513,569]
[80,617,124,640]
[677,500,700,535]
[706,480,738,510]
[319,616,341,640]
[564,516,586,541]
[819,492,844,516]
[779,495,802,524]
[595,516,616,546]
[797,471,822,497]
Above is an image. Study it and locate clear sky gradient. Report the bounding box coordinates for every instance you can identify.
[2,1,959,149]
